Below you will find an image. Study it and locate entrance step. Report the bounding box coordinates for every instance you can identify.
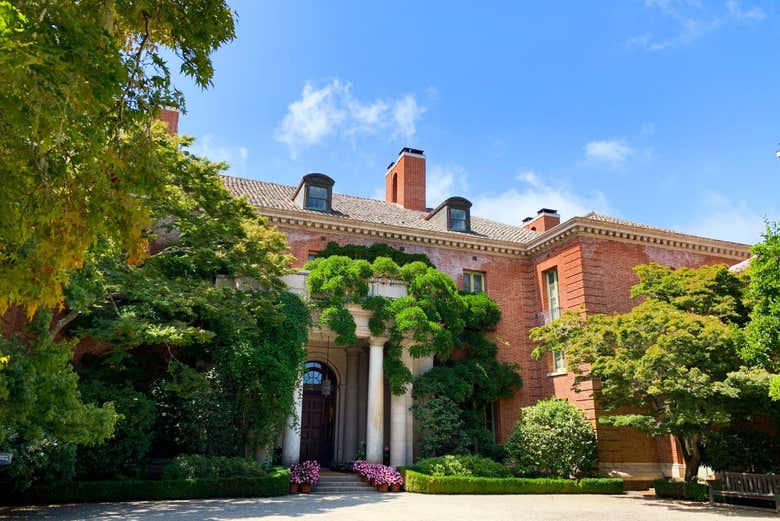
[312,472,378,494]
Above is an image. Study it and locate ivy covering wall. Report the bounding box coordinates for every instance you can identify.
[305,246,522,457]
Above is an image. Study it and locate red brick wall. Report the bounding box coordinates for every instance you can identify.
[277,222,743,465]
[534,235,740,464]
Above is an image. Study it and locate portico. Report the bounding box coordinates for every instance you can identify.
[279,272,432,466]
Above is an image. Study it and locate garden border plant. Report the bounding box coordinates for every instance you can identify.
[402,469,623,495]
[0,467,290,505]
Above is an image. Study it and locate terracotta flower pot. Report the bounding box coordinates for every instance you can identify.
[369,479,376,486]
[289,483,299,494]
[377,484,389,492]
[390,484,402,492]
[300,483,312,494]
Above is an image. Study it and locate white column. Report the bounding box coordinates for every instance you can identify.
[390,347,412,467]
[366,338,386,463]
[343,349,360,461]
[281,377,303,466]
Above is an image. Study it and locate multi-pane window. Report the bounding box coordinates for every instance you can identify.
[463,270,485,293]
[545,268,566,372]
[449,208,468,232]
[305,185,329,211]
[307,251,319,262]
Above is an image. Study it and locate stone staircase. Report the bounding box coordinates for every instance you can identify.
[313,472,377,495]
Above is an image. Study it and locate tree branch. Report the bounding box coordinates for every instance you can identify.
[50,309,80,340]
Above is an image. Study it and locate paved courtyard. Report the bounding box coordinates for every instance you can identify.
[1,492,777,521]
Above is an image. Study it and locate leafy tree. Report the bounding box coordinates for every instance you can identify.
[745,222,780,373]
[632,262,748,325]
[531,300,756,481]
[0,0,235,314]
[68,141,309,458]
[0,312,118,491]
[505,398,597,478]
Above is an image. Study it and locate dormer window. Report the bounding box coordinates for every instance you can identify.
[449,207,468,232]
[292,173,335,212]
[306,185,328,211]
[425,196,472,233]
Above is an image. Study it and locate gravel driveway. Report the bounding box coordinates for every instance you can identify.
[1,492,776,521]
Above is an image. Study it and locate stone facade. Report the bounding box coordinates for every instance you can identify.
[224,148,751,481]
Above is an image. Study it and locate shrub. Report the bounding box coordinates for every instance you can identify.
[76,382,156,479]
[2,436,76,493]
[412,396,471,457]
[404,470,623,495]
[162,455,267,480]
[416,455,510,478]
[654,479,709,502]
[506,398,597,478]
[702,429,780,474]
[1,467,290,505]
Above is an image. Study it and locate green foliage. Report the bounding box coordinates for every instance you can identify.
[0,0,236,314]
[632,263,748,325]
[745,222,780,372]
[66,145,309,458]
[162,454,267,480]
[1,468,291,505]
[416,455,511,477]
[76,381,156,480]
[2,436,76,494]
[530,295,764,481]
[702,429,780,474]
[505,399,597,479]
[654,479,709,502]
[306,249,521,455]
[413,397,471,458]
[403,469,623,495]
[315,241,434,267]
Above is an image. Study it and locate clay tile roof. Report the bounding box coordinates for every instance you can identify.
[729,257,753,273]
[221,175,541,244]
[581,212,681,234]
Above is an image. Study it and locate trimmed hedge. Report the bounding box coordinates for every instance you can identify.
[1,467,290,506]
[403,470,623,495]
[653,479,709,502]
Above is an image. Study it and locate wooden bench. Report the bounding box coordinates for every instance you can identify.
[709,472,780,512]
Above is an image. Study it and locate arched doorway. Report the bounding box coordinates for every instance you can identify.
[300,361,337,464]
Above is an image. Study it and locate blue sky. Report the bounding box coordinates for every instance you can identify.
[175,0,779,244]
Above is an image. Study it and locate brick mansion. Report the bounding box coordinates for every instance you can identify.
[222,146,752,484]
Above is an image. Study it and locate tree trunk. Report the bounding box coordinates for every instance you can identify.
[678,433,703,482]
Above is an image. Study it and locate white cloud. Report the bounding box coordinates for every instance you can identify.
[188,134,250,175]
[682,192,776,244]
[629,1,766,51]
[275,79,426,158]
[471,170,610,226]
[583,139,634,165]
[426,164,468,207]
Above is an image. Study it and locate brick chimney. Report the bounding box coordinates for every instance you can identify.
[385,147,426,211]
[522,208,560,232]
[159,108,179,136]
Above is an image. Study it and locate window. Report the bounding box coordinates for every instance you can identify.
[307,251,319,262]
[463,270,485,293]
[484,401,498,438]
[306,184,329,211]
[449,207,468,232]
[545,268,565,373]
[303,361,324,384]
[552,350,566,374]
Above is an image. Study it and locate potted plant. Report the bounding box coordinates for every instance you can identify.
[290,460,320,494]
[389,469,404,492]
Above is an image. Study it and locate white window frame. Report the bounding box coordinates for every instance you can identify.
[545,268,566,374]
[463,270,485,294]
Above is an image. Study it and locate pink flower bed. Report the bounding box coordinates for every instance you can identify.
[290,460,320,485]
[352,460,403,487]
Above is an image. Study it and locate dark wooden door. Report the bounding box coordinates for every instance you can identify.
[300,393,332,463]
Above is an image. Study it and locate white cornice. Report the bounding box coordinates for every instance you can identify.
[257,207,751,261]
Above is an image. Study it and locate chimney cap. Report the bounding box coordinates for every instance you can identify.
[537,208,559,216]
[399,147,424,156]
[522,217,533,223]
